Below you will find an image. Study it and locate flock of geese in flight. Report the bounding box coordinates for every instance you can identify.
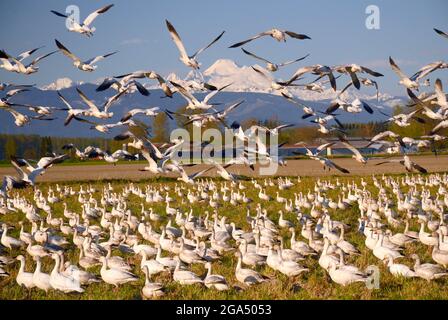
[0,4,448,298]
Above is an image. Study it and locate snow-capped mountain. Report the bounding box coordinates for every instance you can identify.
[40,77,75,91]
[2,58,407,137]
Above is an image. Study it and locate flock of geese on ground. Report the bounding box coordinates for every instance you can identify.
[1,4,448,183]
[1,173,448,298]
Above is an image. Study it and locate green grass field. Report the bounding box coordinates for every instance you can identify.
[1,174,447,300]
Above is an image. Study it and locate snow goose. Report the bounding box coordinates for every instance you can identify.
[418,221,439,246]
[50,254,84,293]
[239,239,266,266]
[336,225,360,255]
[78,246,101,269]
[432,234,448,268]
[139,251,168,276]
[26,242,49,258]
[32,256,52,292]
[319,238,339,271]
[411,254,448,281]
[173,257,203,285]
[166,19,225,70]
[235,251,266,286]
[0,49,56,75]
[142,265,165,299]
[19,221,33,245]
[384,255,416,278]
[1,223,25,249]
[63,263,101,285]
[328,261,367,286]
[289,228,316,256]
[105,246,132,271]
[241,48,309,72]
[278,210,294,228]
[99,256,138,287]
[389,56,419,90]
[155,245,177,270]
[373,233,403,260]
[51,4,114,37]
[15,255,35,289]
[179,238,208,264]
[204,262,229,291]
[55,39,117,72]
[229,28,310,48]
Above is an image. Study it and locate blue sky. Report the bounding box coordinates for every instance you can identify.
[0,0,447,95]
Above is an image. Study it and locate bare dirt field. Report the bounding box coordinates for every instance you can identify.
[1,155,447,182]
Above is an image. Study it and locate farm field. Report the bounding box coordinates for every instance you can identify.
[0,155,447,182]
[1,172,448,300]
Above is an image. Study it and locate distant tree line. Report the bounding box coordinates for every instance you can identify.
[1,104,446,160]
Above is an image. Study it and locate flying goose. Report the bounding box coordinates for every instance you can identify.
[166,19,225,70]
[167,100,244,128]
[229,28,310,48]
[120,107,160,122]
[434,28,448,40]
[170,81,230,110]
[96,77,149,96]
[375,155,428,174]
[286,65,337,91]
[339,137,368,164]
[55,39,117,72]
[0,49,56,74]
[281,93,318,119]
[241,48,309,72]
[389,56,419,90]
[114,71,172,98]
[51,4,114,37]
[0,82,34,91]
[333,64,383,90]
[410,61,447,83]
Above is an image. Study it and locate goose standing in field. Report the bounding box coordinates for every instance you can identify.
[50,254,84,293]
[51,4,114,37]
[241,48,309,72]
[411,254,448,281]
[63,263,101,285]
[32,256,52,292]
[99,256,138,287]
[204,262,229,291]
[1,223,25,249]
[166,19,225,70]
[327,261,368,286]
[235,251,266,286]
[229,28,311,48]
[384,254,416,278]
[15,255,35,289]
[55,39,117,72]
[141,265,165,299]
[173,256,203,285]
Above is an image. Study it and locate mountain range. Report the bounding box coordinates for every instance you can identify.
[1,59,406,138]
